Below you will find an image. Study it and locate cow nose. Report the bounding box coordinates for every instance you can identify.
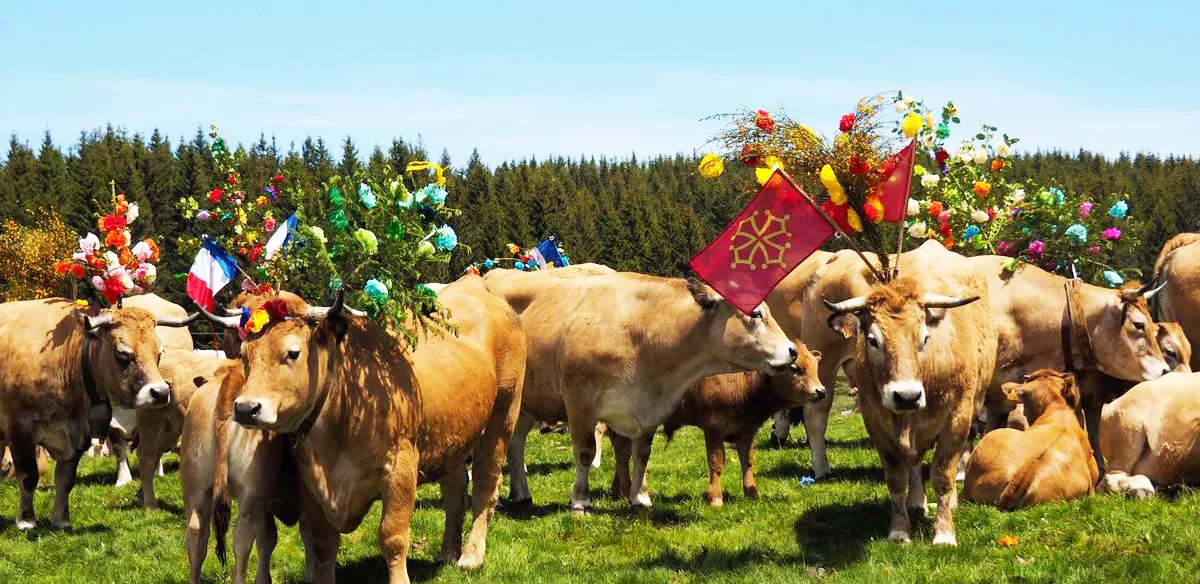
[1162,367,1172,377]
[233,401,262,424]
[149,384,171,405]
[892,388,923,410]
[788,346,798,360]
[812,387,827,402]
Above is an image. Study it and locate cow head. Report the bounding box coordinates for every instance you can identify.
[1093,282,1170,381]
[1156,321,1192,372]
[1000,369,1078,421]
[768,341,826,406]
[687,278,797,374]
[824,278,979,413]
[77,307,198,409]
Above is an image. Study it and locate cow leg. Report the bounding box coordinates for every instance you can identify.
[460,383,521,571]
[380,454,419,584]
[567,412,599,514]
[705,431,727,508]
[907,463,928,517]
[184,488,212,584]
[50,446,85,530]
[771,411,791,444]
[591,422,607,468]
[609,433,632,499]
[930,431,968,546]
[1083,403,1105,471]
[299,510,341,584]
[735,434,758,500]
[880,452,911,543]
[8,430,40,530]
[232,499,265,584]
[628,432,654,508]
[137,427,164,509]
[110,431,134,488]
[254,512,279,584]
[438,467,468,564]
[805,358,842,478]
[505,412,537,505]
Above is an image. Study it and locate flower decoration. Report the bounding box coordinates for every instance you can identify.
[56,191,158,305]
[359,183,377,209]
[838,113,856,132]
[1109,200,1129,219]
[698,153,725,179]
[973,181,992,197]
[754,109,776,133]
[901,113,923,138]
[1103,270,1125,287]
[1079,202,1094,217]
[354,228,379,255]
[1027,239,1046,258]
[364,278,389,303]
[433,225,458,252]
[466,238,573,275]
[1103,227,1122,241]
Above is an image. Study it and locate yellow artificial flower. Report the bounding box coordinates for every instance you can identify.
[913,164,927,176]
[902,113,924,138]
[506,243,520,255]
[237,208,247,225]
[74,299,89,308]
[698,153,725,179]
[246,231,258,245]
[845,207,863,232]
[755,155,783,185]
[820,164,848,204]
[246,309,270,334]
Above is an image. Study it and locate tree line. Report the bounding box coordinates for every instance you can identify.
[1,126,1197,305]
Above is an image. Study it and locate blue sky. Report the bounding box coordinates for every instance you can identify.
[2,1,1197,166]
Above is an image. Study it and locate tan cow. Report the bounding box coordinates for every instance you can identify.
[963,370,1099,508]
[1151,233,1200,369]
[483,268,796,512]
[1098,371,1200,498]
[0,298,194,530]
[200,275,526,584]
[610,341,825,507]
[824,241,997,545]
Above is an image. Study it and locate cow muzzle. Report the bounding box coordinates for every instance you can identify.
[135,381,171,409]
[811,386,828,402]
[233,398,277,427]
[1141,357,1171,381]
[881,380,926,412]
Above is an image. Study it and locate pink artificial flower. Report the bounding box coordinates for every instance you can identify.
[1028,239,1046,258]
[264,218,277,232]
[1103,227,1122,241]
[997,241,1013,256]
[1079,201,1095,217]
[1086,244,1102,256]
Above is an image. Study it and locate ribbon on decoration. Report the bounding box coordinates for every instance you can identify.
[405,161,447,187]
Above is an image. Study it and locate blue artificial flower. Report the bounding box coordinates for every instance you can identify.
[964,225,982,240]
[415,184,449,208]
[364,278,389,303]
[433,225,458,252]
[799,476,816,487]
[239,306,251,328]
[1049,187,1065,205]
[358,182,376,209]
[396,189,414,209]
[1108,200,1129,219]
[515,261,526,271]
[1065,224,1088,245]
[483,258,495,269]
[1102,270,1125,287]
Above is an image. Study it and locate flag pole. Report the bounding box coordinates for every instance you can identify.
[777,169,888,283]
[892,138,918,280]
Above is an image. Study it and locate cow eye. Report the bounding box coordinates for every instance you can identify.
[867,334,880,349]
[919,333,930,351]
[750,310,763,320]
[287,349,301,360]
[116,351,133,366]
[1132,320,1146,332]
[1165,348,1179,359]
[789,363,802,374]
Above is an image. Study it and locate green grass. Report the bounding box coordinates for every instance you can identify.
[4,391,1200,583]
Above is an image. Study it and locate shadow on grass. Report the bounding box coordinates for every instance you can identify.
[524,461,573,475]
[0,519,113,538]
[792,500,890,568]
[497,499,569,520]
[641,545,791,573]
[116,498,184,516]
[75,469,119,487]
[758,461,882,483]
[333,555,444,583]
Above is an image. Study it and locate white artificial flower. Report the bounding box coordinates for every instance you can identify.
[132,240,152,262]
[907,199,921,217]
[1011,188,1026,203]
[125,203,139,224]
[924,112,937,129]
[908,221,928,239]
[971,209,990,223]
[997,142,1012,157]
[920,133,936,150]
[921,173,941,187]
[103,250,121,269]
[141,263,157,284]
[120,273,135,291]
[973,148,989,165]
[895,101,909,113]
[957,147,973,164]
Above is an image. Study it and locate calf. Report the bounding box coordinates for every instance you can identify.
[1098,371,1200,499]
[611,341,824,507]
[963,370,1099,508]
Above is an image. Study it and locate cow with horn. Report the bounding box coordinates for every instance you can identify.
[1149,233,1200,369]
[0,298,196,530]
[823,240,997,545]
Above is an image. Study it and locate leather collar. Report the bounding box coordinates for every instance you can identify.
[1062,279,1096,372]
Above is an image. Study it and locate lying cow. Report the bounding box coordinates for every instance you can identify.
[199,275,526,583]
[484,267,796,512]
[610,341,825,507]
[824,241,997,545]
[0,298,194,530]
[1150,233,1200,369]
[1098,371,1200,499]
[964,370,1098,508]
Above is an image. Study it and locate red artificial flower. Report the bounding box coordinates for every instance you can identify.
[942,236,955,250]
[863,201,882,223]
[118,247,134,268]
[987,207,997,220]
[102,277,125,305]
[466,265,481,276]
[754,109,776,133]
[101,213,127,233]
[209,188,223,203]
[69,263,85,278]
[105,230,129,248]
[839,113,856,133]
[262,299,290,320]
[740,144,762,167]
[114,194,130,216]
[272,174,286,183]
[145,239,161,263]
[53,260,71,275]
[228,173,238,185]
[820,200,854,233]
[248,244,263,264]
[87,255,106,270]
[848,157,870,175]
[935,149,950,165]
[927,201,945,217]
[939,221,953,237]
[991,159,1005,172]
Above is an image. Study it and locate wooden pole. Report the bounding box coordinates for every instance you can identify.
[777,169,887,283]
[892,138,918,280]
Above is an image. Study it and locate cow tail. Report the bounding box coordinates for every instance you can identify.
[997,427,1068,510]
[663,424,681,446]
[212,490,231,566]
[212,364,244,567]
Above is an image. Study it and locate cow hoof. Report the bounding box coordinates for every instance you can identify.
[457,554,484,570]
[955,471,966,482]
[51,519,72,532]
[708,497,724,509]
[437,551,460,565]
[16,519,36,531]
[932,532,958,546]
[887,530,911,543]
[631,492,653,508]
[907,504,929,519]
[744,487,759,500]
[115,476,133,488]
[1128,475,1156,500]
[504,496,532,509]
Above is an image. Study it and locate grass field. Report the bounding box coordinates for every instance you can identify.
[3,391,1200,583]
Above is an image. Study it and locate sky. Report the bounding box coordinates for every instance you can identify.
[2,1,1198,167]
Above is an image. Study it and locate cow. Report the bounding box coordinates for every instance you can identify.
[963,369,1099,508]
[1150,233,1200,369]
[1098,371,1200,499]
[483,267,796,512]
[824,240,997,545]
[198,274,526,584]
[0,298,195,530]
[609,340,825,508]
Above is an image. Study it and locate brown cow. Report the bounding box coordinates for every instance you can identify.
[0,298,194,530]
[483,268,796,512]
[963,370,1099,508]
[610,341,825,507]
[1150,233,1200,369]
[824,241,997,545]
[1098,371,1200,498]
[201,275,525,583]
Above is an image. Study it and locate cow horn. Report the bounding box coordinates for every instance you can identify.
[85,313,114,330]
[824,296,868,314]
[921,294,980,309]
[156,313,200,327]
[223,307,244,316]
[195,304,242,328]
[303,290,368,320]
[1142,279,1168,299]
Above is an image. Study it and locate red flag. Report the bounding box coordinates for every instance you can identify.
[879,139,916,222]
[689,170,834,314]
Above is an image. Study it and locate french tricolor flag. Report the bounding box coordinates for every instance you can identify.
[186,238,238,311]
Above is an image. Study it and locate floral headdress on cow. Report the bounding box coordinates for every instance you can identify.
[54,186,160,306]
[177,126,297,294]
[463,237,571,275]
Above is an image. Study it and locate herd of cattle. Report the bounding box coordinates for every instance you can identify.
[4,235,1200,583]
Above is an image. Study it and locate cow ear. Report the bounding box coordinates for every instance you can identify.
[1060,374,1080,409]
[687,277,721,310]
[826,313,858,340]
[925,307,947,326]
[78,311,113,337]
[809,349,822,360]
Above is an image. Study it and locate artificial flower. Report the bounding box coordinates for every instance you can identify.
[515,261,527,271]
[228,173,238,185]
[329,209,349,231]
[939,221,953,236]
[434,225,458,251]
[1011,188,1026,203]
[848,157,870,175]
[483,259,495,269]
[272,174,286,183]
[997,142,1012,157]
[466,265,480,276]
[1103,270,1125,287]
[1065,224,1088,244]
[196,210,212,221]
[364,278,389,303]
[1109,200,1129,219]
[101,214,127,233]
[973,181,992,197]
[264,218,277,233]
[118,247,134,267]
[255,195,269,207]
[416,240,436,258]
[924,111,936,129]
[416,183,449,207]
[698,153,725,179]
[914,164,927,176]
[901,113,923,138]
[359,183,377,209]
[908,221,928,239]
[957,148,974,164]
[921,173,940,187]
[79,233,100,255]
[1028,239,1046,258]
[935,149,950,165]
[907,199,921,217]
[920,132,936,150]
[1103,227,1122,241]
[1049,187,1065,205]
[265,185,278,200]
[927,201,945,217]
[991,159,1005,172]
[936,123,950,140]
[971,209,990,223]
[354,228,379,255]
[329,187,345,207]
[1079,202,1095,217]
[973,148,989,165]
[819,164,848,204]
[135,263,157,284]
[754,109,776,133]
[965,225,982,239]
[125,203,139,224]
[895,100,909,113]
[839,113,856,132]
[74,299,89,308]
[740,144,762,167]
[863,196,884,223]
[308,226,327,245]
[246,309,270,334]
[997,241,1013,256]
[1086,244,1102,256]
[105,229,129,248]
[396,189,414,209]
[385,221,405,240]
[942,236,955,249]
[208,188,223,203]
[101,277,125,305]
[506,243,521,255]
